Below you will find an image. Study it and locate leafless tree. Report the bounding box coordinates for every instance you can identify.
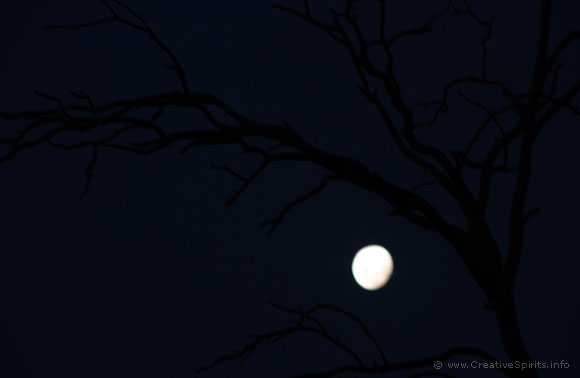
[2,0,579,377]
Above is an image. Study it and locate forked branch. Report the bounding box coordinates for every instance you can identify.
[45,0,189,93]
[197,302,505,378]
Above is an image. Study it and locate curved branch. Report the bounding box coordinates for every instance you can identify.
[198,302,504,377]
[197,302,367,373]
[294,345,504,377]
[262,175,338,235]
[453,0,494,79]
[80,144,99,201]
[46,0,189,93]
[1,89,463,242]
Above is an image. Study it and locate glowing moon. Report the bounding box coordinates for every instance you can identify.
[352,245,394,291]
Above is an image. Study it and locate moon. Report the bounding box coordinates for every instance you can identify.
[352,245,394,291]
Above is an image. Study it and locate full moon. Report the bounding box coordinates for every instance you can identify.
[352,245,394,291]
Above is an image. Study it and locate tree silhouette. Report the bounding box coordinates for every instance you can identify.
[1,1,579,377]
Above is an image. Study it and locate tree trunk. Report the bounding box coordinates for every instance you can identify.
[494,288,539,378]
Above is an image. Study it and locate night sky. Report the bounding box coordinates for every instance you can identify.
[1,1,579,377]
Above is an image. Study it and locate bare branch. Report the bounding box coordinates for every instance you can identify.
[385,0,452,46]
[225,159,270,207]
[274,3,344,45]
[477,123,522,210]
[526,0,553,111]
[523,207,541,225]
[198,302,503,377]
[547,30,580,74]
[453,1,493,79]
[262,175,337,235]
[46,0,189,93]
[459,92,509,166]
[80,144,99,201]
[304,304,388,368]
[541,94,580,117]
[0,90,459,241]
[504,0,553,293]
[211,163,247,181]
[537,80,580,133]
[278,0,460,200]
[197,302,366,373]
[70,91,95,110]
[292,345,505,377]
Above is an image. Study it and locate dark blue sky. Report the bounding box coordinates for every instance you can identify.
[1,1,579,377]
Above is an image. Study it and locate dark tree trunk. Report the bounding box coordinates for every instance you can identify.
[494,289,538,378]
